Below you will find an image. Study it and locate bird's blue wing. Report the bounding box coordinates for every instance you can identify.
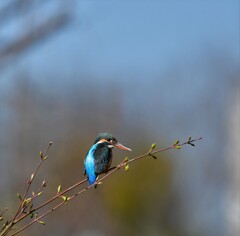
[94,146,112,175]
[84,150,97,185]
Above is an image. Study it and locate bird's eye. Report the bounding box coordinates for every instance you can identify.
[109,139,116,145]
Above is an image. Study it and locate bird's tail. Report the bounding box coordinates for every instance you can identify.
[88,174,96,185]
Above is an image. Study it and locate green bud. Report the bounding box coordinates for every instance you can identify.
[30,173,34,181]
[17,193,22,201]
[151,143,156,149]
[124,164,129,171]
[173,140,179,146]
[38,221,46,225]
[57,185,61,194]
[61,196,67,202]
[23,198,32,206]
[61,196,70,204]
[37,192,43,196]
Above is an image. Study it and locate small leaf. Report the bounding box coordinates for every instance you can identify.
[61,196,67,202]
[37,192,43,196]
[30,213,34,218]
[150,154,157,159]
[124,164,129,171]
[151,143,156,149]
[189,143,195,147]
[30,203,33,210]
[123,157,129,162]
[43,156,48,160]
[57,185,61,194]
[148,143,157,153]
[17,193,22,201]
[30,173,34,181]
[40,151,43,159]
[38,221,46,225]
[42,180,47,187]
[174,145,181,149]
[61,196,70,204]
[173,140,179,146]
[188,136,192,142]
[23,198,32,206]
[0,217,3,221]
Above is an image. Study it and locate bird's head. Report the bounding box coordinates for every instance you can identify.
[94,133,132,151]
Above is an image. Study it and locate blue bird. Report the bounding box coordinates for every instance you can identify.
[84,133,132,186]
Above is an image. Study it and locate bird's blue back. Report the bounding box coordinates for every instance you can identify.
[84,143,98,185]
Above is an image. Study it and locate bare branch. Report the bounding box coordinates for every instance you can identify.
[0,142,53,236]
[5,137,202,236]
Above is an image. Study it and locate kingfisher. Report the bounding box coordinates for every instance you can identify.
[84,133,132,186]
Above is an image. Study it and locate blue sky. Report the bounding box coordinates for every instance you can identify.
[1,0,238,84]
[1,0,238,141]
[73,0,239,73]
[46,1,239,75]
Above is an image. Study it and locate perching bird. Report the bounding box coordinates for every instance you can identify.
[84,133,132,186]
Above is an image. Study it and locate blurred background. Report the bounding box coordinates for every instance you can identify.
[0,1,239,236]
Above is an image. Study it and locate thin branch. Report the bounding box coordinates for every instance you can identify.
[1,142,53,236]
[15,142,52,217]
[8,137,202,236]
[9,159,127,236]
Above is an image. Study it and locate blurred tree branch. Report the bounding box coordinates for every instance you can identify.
[0,0,73,70]
[0,137,202,236]
[0,12,70,58]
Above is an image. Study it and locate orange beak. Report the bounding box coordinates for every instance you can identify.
[114,142,132,151]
